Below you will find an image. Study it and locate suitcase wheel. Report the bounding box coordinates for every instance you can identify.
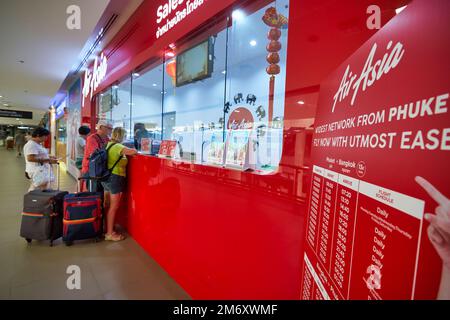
[65,241,74,247]
[25,238,32,244]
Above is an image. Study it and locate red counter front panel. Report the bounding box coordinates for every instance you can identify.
[126,155,305,299]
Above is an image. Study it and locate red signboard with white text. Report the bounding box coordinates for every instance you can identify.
[301,0,450,300]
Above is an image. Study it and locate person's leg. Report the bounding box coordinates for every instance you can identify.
[105,192,122,236]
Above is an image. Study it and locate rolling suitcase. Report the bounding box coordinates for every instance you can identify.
[62,177,103,246]
[20,164,67,246]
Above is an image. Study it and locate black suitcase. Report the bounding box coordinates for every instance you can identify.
[20,189,68,246]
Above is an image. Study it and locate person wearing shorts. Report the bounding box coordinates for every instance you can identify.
[101,127,137,241]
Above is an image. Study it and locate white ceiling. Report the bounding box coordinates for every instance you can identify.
[0,0,110,124]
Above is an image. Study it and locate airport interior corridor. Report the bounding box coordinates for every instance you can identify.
[0,147,190,300]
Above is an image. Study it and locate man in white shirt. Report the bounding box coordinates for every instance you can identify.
[75,125,91,169]
[24,127,58,191]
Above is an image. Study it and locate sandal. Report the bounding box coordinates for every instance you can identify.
[105,232,126,241]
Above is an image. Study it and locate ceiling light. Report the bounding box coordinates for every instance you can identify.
[152,83,157,87]
[0,95,2,98]
[250,40,257,47]
[297,100,305,105]
[165,51,175,58]
[133,73,140,78]
[221,70,226,75]
[232,10,245,21]
[395,5,407,14]
[3,103,8,106]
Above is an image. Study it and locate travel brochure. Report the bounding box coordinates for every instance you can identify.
[207,132,225,165]
[158,140,177,158]
[225,129,250,169]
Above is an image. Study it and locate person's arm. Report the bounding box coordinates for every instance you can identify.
[120,146,138,156]
[27,154,58,164]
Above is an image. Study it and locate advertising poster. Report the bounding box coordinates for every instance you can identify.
[66,78,82,178]
[300,0,450,300]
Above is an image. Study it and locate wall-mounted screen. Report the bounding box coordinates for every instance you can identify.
[176,37,214,87]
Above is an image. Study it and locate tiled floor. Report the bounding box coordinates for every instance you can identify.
[0,146,190,300]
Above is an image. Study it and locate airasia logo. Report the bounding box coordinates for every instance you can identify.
[82,52,107,106]
[227,107,254,130]
[332,41,405,113]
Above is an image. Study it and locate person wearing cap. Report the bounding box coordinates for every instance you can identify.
[80,120,113,191]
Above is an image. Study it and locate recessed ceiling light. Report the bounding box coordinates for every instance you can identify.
[133,73,140,77]
[152,83,157,87]
[297,100,305,105]
[165,51,175,58]
[232,10,245,21]
[3,103,8,106]
[395,5,407,14]
[250,40,257,47]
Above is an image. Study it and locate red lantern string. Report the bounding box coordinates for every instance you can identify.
[262,7,288,127]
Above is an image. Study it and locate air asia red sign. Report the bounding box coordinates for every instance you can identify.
[301,0,450,300]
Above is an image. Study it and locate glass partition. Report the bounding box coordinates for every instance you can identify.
[94,0,290,174]
[111,78,132,136]
[131,61,163,151]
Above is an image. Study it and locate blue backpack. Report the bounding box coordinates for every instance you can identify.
[88,141,121,180]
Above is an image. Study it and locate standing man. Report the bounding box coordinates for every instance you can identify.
[81,120,112,191]
[15,130,26,157]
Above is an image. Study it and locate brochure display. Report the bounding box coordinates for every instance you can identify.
[158,140,177,158]
[206,132,225,166]
[225,129,250,169]
[140,138,151,154]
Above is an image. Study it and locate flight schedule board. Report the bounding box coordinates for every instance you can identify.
[300,0,450,300]
[302,165,424,300]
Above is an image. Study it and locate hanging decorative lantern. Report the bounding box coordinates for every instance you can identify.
[262,7,288,127]
[268,28,281,40]
[165,59,176,86]
[266,40,282,52]
[266,64,280,75]
[266,52,280,64]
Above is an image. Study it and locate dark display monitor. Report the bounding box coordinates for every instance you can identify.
[176,37,214,87]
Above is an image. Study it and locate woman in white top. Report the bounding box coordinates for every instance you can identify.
[23,127,58,191]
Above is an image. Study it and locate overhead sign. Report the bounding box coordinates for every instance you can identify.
[0,109,33,119]
[301,0,450,300]
[156,0,206,39]
[82,52,107,106]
